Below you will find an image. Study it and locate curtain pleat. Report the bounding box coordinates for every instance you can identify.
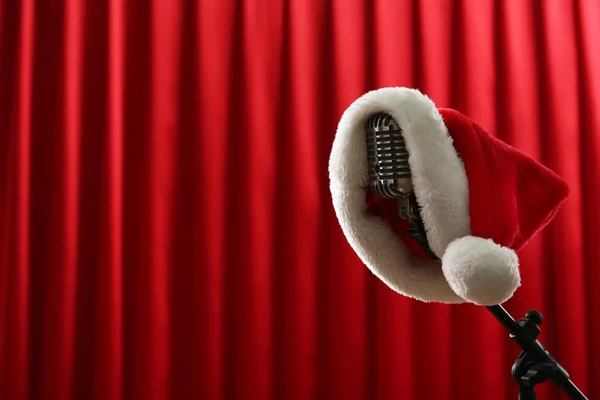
[540,3,589,399]
[1,0,599,399]
[196,0,232,398]
[121,2,152,399]
[576,0,600,394]
[1,1,34,398]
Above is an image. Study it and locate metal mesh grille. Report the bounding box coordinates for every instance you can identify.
[365,113,411,198]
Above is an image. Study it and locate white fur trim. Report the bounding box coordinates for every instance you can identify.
[329,87,471,303]
[442,236,520,305]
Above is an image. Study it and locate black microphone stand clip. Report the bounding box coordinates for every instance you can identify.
[510,310,559,395]
[487,305,586,399]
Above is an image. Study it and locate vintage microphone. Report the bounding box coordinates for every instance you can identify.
[365,113,588,400]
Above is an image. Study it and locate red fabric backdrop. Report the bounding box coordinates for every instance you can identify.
[1,0,600,399]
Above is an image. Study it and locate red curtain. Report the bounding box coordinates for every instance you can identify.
[1,0,599,399]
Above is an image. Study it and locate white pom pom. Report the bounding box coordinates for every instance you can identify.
[441,236,521,305]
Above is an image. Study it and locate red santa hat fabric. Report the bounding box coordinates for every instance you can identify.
[329,87,570,305]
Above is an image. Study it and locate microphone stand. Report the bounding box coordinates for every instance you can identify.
[402,198,588,399]
[486,305,587,400]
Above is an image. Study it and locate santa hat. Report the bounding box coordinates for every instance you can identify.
[329,87,570,305]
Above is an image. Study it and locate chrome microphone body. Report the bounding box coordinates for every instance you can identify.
[365,113,419,221]
[365,113,436,258]
[365,113,412,198]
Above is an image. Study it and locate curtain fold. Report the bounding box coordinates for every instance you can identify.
[1,0,599,399]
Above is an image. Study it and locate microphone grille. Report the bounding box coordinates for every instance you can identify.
[365,113,412,198]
